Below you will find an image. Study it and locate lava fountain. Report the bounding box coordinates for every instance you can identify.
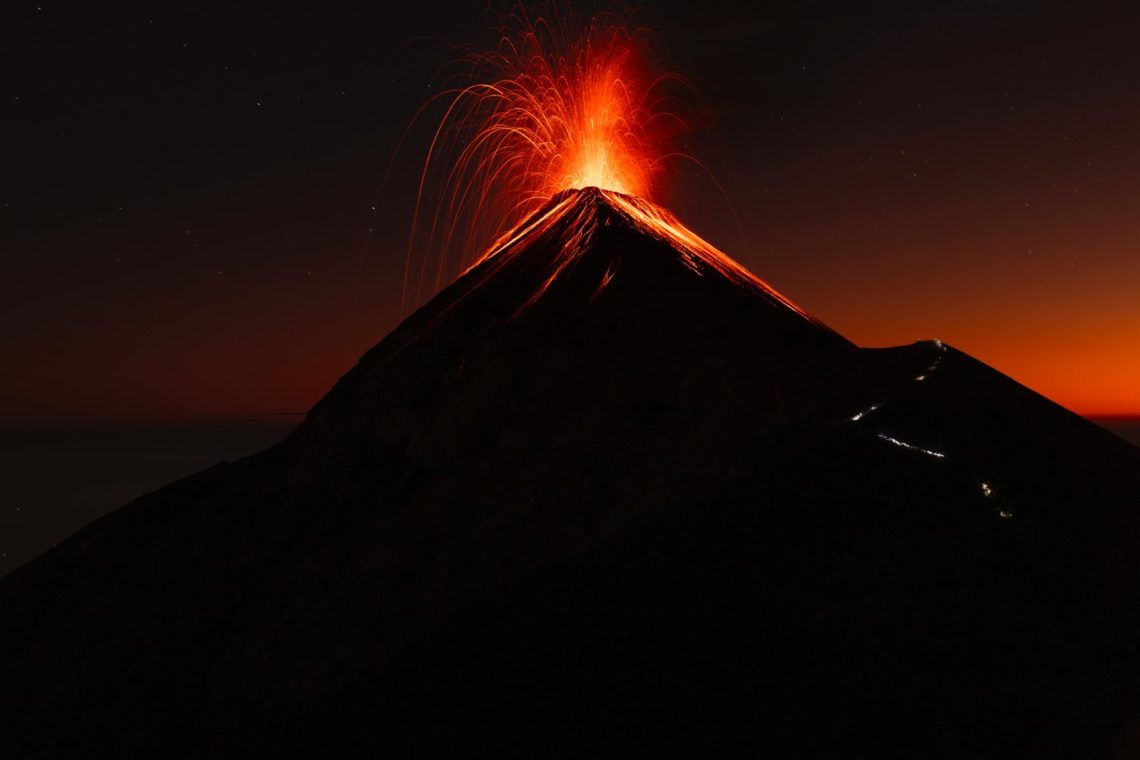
[404,3,695,310]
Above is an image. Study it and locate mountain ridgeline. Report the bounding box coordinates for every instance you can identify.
[4,188,1139,757]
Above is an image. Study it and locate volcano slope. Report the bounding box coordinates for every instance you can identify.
[3,188,1140,758]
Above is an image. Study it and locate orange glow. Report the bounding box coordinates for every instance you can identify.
[384,5,1140,419]
[461,186,831,332]
[405,4,690,311]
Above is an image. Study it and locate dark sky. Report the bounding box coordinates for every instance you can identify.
[4,0,1138,421]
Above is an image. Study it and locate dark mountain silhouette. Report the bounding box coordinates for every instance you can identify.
[3,187,1139,758]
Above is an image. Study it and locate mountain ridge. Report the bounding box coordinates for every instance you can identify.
[3,188,1139,757]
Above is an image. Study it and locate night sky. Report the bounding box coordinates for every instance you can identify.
[5,0,1139,422]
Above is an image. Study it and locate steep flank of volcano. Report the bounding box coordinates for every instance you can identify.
[2,187,1140,758]
[393,186,848,347]
[464,187,828,321]
[301,186,854,450]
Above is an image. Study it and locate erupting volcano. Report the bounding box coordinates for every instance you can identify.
[404,4,701,307]
[4,7,1140,760]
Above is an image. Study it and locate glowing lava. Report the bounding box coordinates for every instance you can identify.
[403,4,815,332]
[405,5,691,309]
[462,186,822,326]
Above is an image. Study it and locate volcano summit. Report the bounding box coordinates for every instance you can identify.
[4,188,1140,758]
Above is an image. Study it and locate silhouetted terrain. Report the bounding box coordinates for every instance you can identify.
[0,420,298,577]
[1100,417,1140,449]
[3,189,1139,758]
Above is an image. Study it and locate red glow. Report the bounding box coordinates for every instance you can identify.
[464,187,824,329]
[406,5,690,310]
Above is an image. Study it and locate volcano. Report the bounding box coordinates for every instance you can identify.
[4,188,1140,758]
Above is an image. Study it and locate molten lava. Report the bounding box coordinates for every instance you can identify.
[406,5,692,309]
[405,4,806,331]
[465,186,820,324]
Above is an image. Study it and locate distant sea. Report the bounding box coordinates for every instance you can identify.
[1,414,1137,578]
[0,418,300,577]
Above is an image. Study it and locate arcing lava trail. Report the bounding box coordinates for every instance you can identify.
[404,4,696,309]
